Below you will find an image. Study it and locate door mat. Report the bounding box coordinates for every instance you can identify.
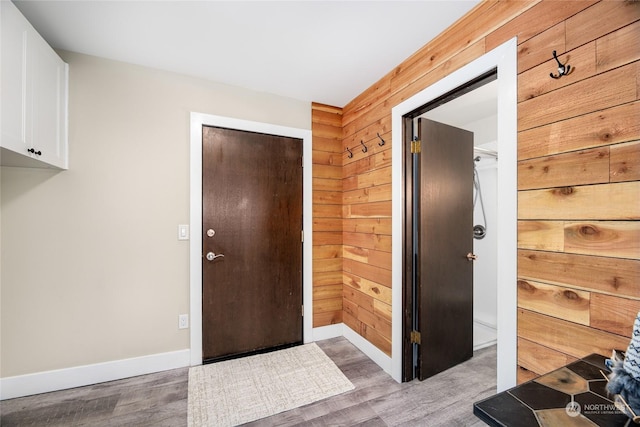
[187,343,355,426]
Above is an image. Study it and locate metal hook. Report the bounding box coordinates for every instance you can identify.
[360,140,368,153]
[346,146,353,158]
[377,133,385,146]
[550,50,571,79]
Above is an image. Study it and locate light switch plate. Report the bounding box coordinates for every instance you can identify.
[178,224,189,240]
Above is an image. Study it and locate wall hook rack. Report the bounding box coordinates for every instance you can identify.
[346,146,353,158]
[377,133,385,146]
[550,50,571,79]
[360,140,368,153]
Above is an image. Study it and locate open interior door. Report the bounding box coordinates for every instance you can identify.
[415,118,474,380]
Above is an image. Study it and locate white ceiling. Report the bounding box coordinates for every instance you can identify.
[13,0,481,107]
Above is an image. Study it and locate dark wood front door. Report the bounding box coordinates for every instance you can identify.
[202,125,303,362]
[416,118,474,380]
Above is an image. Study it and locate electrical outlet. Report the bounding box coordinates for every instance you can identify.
[178,314,189,329]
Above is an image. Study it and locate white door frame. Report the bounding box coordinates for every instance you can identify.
[189,112,313,366]
[391,38,518,391]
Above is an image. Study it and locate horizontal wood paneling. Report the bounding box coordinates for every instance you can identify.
[518,249,640,299]
[343,245,392,270]
[312,103,344,328]
[519,220,640,259]
[565,0,640,51]
[596,20,640,73]
[508,3,637,382]
[312,164,342,180]
[518,221,564,252]
[517,366,539,384]
[342,218,391,235]
[610,140,640,183]
[312,245,342,260]
[518,337,578,376]
[313,284,343,300]
[343,273,392,305]
[517,280,590,325]
[518,101,640,161]
[313,218,342,232]
[343,201,392,219]
[313,205,342,218]
[518,61,638,132]
[518,42,596,103]
[343,184,392,205]
[313,177,341,192]
[485,1,593,51]
[564,221,640,259]
[518,182,640,220]
[313,271,343,287]
[342,232,391,252]
[518,146,610,190]
[312,0,640,367]
[518,309,630,359]
[590,293,640,337]
[517,21,565,74]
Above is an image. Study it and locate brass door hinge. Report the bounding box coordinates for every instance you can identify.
[410,330,421,345]
[411,139,421,154]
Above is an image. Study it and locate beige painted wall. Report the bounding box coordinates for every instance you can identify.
[0,51,310,377]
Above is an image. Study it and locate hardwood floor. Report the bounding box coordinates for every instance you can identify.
[0,337,496,426]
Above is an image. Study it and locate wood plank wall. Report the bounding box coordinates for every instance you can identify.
[514,0,640,383]
[311,103,344,327]
[311,0,640,377]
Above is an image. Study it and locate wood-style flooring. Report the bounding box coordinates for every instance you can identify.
[0,337,496,426]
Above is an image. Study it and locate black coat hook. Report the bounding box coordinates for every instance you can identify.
[550,50,571,79]
[360,140,368,153]
[346,146,353,158]
[377,133,385,146]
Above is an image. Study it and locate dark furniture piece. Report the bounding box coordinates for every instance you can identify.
[474,354,633,426]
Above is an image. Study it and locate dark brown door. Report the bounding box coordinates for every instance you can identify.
[417,118,474,380]
[202,125,303,362]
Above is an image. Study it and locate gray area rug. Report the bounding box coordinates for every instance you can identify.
[187,343,355,426]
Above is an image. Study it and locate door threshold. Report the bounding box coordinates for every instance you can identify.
[203,341,303,365]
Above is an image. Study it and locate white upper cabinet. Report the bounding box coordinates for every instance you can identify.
[1,1,68,169]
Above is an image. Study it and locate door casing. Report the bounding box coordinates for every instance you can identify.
[391,38,518,391]
[189,112,313,366]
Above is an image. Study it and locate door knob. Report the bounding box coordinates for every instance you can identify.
[206,251,224,261]
[466,253,478,261]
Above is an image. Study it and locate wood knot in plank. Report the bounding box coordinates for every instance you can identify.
[599,131,612,142]
[562,290,580,300]
[610,276,622,290]
[578,225,600,236]
[517,280,535,292]
[553,187,575,196]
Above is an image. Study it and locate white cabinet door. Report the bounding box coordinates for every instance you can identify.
[1,1,29,154]
[30,26,68,169]
[0,1,68,169]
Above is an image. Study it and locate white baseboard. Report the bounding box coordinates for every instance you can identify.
[312,323,343,341]
[342,324,392,375]
[313,323,392,376]
[0,349,190,400]
[1,326,394,400]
